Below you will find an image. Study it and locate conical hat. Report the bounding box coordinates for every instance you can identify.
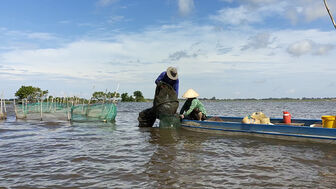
[182,89,199,98]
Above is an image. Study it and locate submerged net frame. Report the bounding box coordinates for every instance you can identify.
[70,103,117,122]
[14,99,117,122]
[15,100,71,121]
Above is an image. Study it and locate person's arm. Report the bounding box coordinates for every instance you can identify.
[180,101,186,114]
[173,79,179,96]
[184,99,198,116]
[155,72,166,85]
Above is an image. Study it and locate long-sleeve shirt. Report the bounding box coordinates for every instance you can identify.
[155,71,179,96]
[180,98,207,116]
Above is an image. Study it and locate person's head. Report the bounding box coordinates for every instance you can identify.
[166,67,178,80]
[182,89,199,99]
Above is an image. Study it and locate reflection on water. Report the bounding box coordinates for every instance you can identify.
[0,101,336,188]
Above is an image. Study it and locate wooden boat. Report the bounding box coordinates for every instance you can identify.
[181,116,336,144]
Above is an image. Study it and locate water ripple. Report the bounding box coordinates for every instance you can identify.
[1,101,336,188]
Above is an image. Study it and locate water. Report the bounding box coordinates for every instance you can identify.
[1,101,336,188]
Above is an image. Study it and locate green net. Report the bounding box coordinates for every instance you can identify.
[15,102,117,122]
[70,103,117,122]
[158,114,181,128]
[15,102,71,121]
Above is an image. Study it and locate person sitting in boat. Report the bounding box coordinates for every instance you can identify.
[179,89,207,121]
[155,66,179,95]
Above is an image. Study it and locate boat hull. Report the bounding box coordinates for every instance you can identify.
[181,116,336,144]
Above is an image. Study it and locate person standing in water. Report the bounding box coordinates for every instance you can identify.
[155,66,179,95]
[138,67,179,127]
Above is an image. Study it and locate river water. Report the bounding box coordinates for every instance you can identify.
[1,101,336,188]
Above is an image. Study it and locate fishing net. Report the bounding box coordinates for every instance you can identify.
[154,81,179,117]
[15,102,71,121]
[15,102,117,122]
[70,103,117,122]
[138,81,179,127]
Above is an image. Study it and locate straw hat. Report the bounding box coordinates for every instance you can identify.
[182,89,199,98]
[166,67,178,80]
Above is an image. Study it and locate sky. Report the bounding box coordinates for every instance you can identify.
[0,0,336,99]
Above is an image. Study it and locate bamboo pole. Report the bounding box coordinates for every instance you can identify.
[0,95,3,119]
[324,0,336,29]
[112,84,120,104]
[14,99,17,118]
[67,97,71,121]
[82,99,84,113]
[40,98,43,121]
[4,99,6,113]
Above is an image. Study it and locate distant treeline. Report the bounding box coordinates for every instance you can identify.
[6,86,336,102]
[12,85,147,103]
[196,97,336,101]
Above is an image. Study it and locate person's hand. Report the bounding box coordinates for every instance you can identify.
[180,114,184,119]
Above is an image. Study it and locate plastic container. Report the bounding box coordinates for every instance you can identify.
[283,111,291,124]
[321,115,336,128]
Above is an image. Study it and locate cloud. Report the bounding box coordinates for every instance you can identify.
[241,32,274,50]
[287,39,334,56]
[107,16,125,24]
[26,32,57,40]
[215,0,336,26]
[168,50,198,61]
[1,20,336,98]
[284,0,336,24]
[178,0,195,16]
[0,28,57,41]
[97,0,119,7]
[210,6,262,25]
[210,1,286,26]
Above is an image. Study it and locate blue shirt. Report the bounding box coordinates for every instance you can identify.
[155,71,179,96]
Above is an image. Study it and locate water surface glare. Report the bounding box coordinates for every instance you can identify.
[1,101,336,188]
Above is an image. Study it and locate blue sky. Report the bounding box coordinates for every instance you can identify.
[0,0,336,99]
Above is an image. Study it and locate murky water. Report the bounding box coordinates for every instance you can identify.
[1,101,336,188]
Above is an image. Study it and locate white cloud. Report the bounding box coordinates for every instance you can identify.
[287,40,313,56]
[287,39,334,56]
[242,32,274,50]
[26,32,57,40]
[178,0,194,16]
[107,16,125,24]
[215,0,336,26]
[0,28,57,41]
[97,0,119,7]
[210,6,262,25]
[1,21,336,98]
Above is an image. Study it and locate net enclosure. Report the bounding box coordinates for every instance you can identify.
[15,102,71,121]
[70,103,117,122]
[15,101,117,122]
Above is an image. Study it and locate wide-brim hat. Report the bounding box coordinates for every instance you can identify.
[182,88,199,98]
[166,67,178,80]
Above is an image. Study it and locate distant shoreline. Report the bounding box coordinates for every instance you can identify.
[3,98,336,103]
[143,98,336,102]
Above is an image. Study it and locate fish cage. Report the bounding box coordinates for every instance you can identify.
[14,98,117,122]
[70,103,117,122]
[14,101,71,121]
